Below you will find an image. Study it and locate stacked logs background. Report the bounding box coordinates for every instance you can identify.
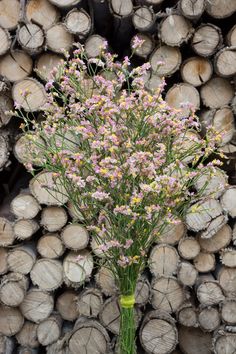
[0,0,236,353]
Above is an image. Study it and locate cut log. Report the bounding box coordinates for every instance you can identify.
[56,290,79,321]
[7,244,37,275]
[179,326,212,354]
[11,194,40,220]
[35,53,63,82]
[68,318,111,354]
[194,167,227,198]
[48,0,81,8]
[139,310,178,354]
[110,0,133,17]
[37,314,62,346]
[0,90,14,128]
[63,250,94,288]
[0,217,14,246]
[0,305,24,336]
[179,0,205,19]
[76,288,103,318]
[12,78,47,112]
[26,0,59,30]
[0,27,10,56]
[13,219,39,241]
[61,223,89,250]
[0,135,9,171]
[221,187,236,217]
[192,24,222,57]
[0,272,28,307]
[157,221,186,245]
[205,0,236,19]
[150,45,181,77]
[17,24,44,55]
[30,259,63,291]
[14,134,46,166]
[85,34,107,58]
[0,247,8,275]
[99,297,124,335]
[200,107,235,146]
[185,198,226,237]
[45,24,74,54]
[159,15,193,47]
[29,171,69,206]
[16,321,39,349]
[217,266,236,297]
[142,71,163,92]
[37,233,65,259]
[178,237,200,260]
[132,6,155,32]
[20,288,54,323]
[135,275,150,307]
[198,307,221,332]
[177,302,198,327]
[151,276,186,313]
[221,299,236,325]
[193,252,216,272]
[130,33,154,59]
[95,266,118,296]
[40,206,67,232]
[200,77,234,109]
[165,83,200,115]
[214,47,236,78]
[149,244,179,277]
[0,335,15,354]
[213,329,236,354]
[220,249,236,268]
[197,224,232,253]
[0,0,20,30]
[0,51,33,82]
[177,261,198,287]
[64,9,92,39]
[196,275,225,306]
[227,25,236,46]
[181,57,212,87]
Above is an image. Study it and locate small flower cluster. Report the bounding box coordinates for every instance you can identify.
[17,40,224,294]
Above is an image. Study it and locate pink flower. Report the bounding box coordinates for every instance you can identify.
[131,36,145,49]
[91,191,110,201]
[124,239,133,249]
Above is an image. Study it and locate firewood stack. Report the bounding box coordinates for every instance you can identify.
[0,0,236,353]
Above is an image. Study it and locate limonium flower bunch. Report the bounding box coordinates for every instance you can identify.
[16,39,223,354]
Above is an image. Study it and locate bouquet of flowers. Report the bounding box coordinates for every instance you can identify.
[16,39,223,354]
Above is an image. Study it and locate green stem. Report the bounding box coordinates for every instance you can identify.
[119,304,136,354]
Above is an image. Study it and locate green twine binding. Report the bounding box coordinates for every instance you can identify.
[120,295,135,308]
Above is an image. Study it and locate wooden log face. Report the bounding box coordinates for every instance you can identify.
[46,24,74,53]
[150,46,181,76]
[214,332,236,354]
[165,83,200,115]
[37,233,65,259]
[0,91,13,127]
[158,221,186,245]
[177,261,198,287]
[132,6,155,32]
[0,0,20,30]
[179,0,205,19]
[198,224,232,253]
[198,307,221,332]
[61,224,89,250]
[95,266,118,296]
[20,289,54,323]
[197,281,225,306]
[194,167,228,198]
[221,299,236,325]
[18,24,44,54]
[192,24,222,57]
[221,187,236,217]
[48,0,81,8]
[14,134,46,166]
[16,321,39,349]
[0,272,28,307]
[85,34,106,58]
[77,288,103,318]
[205,0,236,18]
[63,250,94,287]
[149,244,179,277]
[177,303,198,327]
[40,206,68,232]
[56,290,79,321]
[0,27,11,57]
[30,259,63,291]
[0,217,14,246]
[37,315,61,346]
[140,311,178,354]
[11,194,40,220]
[68,319,110,354]
[220,249,236,268]
[194,252,216,272]
[110,0,133,17]
[29,171,69,206]
[218,267,236,297]
[160,15,193,47]
[26,0,60,30]
[65,9,91,37]
[227,25,236,46]
[35,53,63,82]
[12,78,47,112]
[200,77,234,109]
[0,51,33,82]
[14,219,39,240]
[0,135,9,171]
[181,57,212,87]
[8,246,36,274]
[0,248,8,275]
[0,306,24,336]
[131,33,154,59]
[215,48,236,78]
[151,276,186,313]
